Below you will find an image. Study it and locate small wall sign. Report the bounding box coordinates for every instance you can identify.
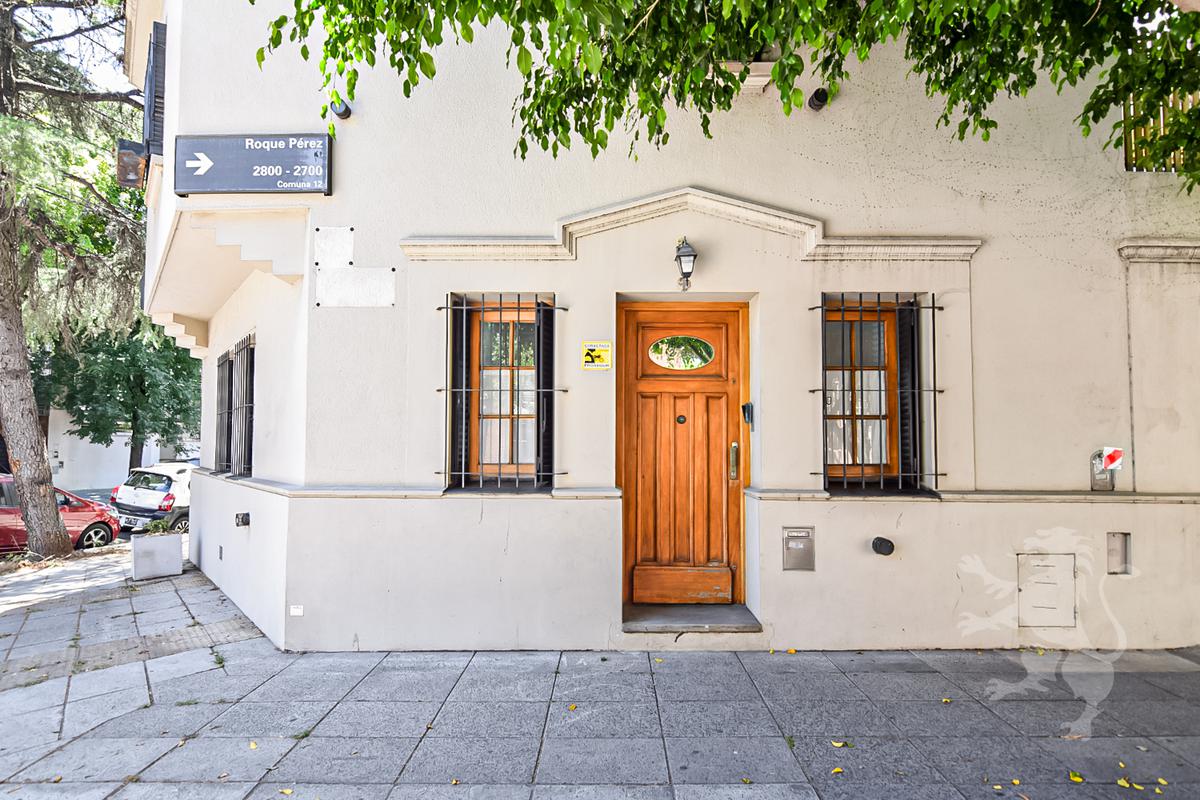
[174,133,332,195]
[582,341,612,370]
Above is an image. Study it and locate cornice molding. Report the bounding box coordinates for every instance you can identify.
[808,238,982,262]
[1117,238,1200,264]
[400,187,981,263]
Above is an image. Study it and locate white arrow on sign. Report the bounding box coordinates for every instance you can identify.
[185,152,213,176]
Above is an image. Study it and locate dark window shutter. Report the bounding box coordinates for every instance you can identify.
[143,22,167,156]
[215,352,232,472]
[240,343,255,476]
[535,300,555,489]
[448,300,469,489]
[896,304,920,488]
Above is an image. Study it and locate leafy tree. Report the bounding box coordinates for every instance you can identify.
[36,318,200,474]
[259,0,1200,189]
[0,0,144,557]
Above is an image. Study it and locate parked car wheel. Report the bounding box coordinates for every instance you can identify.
[170,515,189,533]
[77,523,112,550]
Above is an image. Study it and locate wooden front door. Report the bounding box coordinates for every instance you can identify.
[618,303,748,604]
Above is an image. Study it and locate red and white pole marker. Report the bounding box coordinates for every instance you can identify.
[1101,447,1124,471]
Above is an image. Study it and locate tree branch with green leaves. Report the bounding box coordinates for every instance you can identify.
[256,0,1200,190]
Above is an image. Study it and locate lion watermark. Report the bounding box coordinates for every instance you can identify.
[955,526,1131,738]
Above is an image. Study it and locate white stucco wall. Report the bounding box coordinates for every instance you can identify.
[139,0,1200,651]
[46,409,161,491]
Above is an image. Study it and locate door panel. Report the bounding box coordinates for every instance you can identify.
[619,304,748,604]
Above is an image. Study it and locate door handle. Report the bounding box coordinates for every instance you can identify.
[729,441,739,481]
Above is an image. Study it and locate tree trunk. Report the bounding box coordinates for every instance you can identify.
[0,189,71,558]
[128,429,144,472]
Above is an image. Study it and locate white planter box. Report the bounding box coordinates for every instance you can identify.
[131,533,183,581]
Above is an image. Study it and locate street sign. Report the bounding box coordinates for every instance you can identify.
[174,134,331,195]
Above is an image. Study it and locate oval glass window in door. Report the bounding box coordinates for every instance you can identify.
[648,335,716,371]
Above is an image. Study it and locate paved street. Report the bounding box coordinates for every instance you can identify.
[1,553,1199,799]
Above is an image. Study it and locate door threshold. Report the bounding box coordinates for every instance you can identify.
[622,603,763,634]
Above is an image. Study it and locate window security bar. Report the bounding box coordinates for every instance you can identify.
[818,292,940,494]
[436,303,570,312]
[444,292,561,492]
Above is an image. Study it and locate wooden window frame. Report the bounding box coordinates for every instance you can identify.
[466,303,538,479]
[823,305,900,480]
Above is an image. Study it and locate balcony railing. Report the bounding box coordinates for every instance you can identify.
[1123,91,1198,173]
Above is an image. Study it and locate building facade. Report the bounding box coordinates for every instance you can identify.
[127,0,1200,652]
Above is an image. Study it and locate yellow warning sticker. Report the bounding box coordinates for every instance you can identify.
[582,341,612,370]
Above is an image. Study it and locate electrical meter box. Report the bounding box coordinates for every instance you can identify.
[783,526,815,570]
[1090,450,1115,491]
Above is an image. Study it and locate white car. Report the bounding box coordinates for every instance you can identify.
[110,462,194,532]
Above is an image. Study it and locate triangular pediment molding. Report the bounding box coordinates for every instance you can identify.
[399,187,981,263]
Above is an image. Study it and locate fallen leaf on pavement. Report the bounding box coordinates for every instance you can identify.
[249,741,258,750]
[831,767,843,775]
[1069,771,1085,783]
[279,791,293,796]
[1117,778,1132,788]
[1158,779,1168,786]
[568,704,577,711]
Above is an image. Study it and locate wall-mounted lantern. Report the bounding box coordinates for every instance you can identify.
[675,237,698,292]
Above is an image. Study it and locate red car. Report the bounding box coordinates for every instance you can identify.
[0,474,120,553]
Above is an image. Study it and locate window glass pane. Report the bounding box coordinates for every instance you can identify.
[824,321,850,366]
[516,418,536,465]
[515,322,536,367]
[479,419,510,464]
[855,370,887,415]
[824,370,850,415]
[856,419,886,464]
[648,336,715,370]
[516,370,536,415]
[480,371,511,416]
[825,420,847,465]
[857,321,885,366]
[481,321,510,366]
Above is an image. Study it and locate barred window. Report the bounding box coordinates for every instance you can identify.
[216,334,255,477]
[819,293,939,492]
[444,293,559,491]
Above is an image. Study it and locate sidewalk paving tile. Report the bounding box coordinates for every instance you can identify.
[658,701,779,738]
[767,699,900,737]
[792,735,939,785]
[140,736,296,781]
[390,786,532,799]
[81,700,226,737]
[6,784,124,799]
[875,699,1020,737]
[14,736,178,782]
[270,736,417,783]
[551,670,654,702]
[200,700,335,737]
[546,701,660,739]
[315,700,441,738]
[250,785,393,800]
[431,700,550,738]
[664,736,805,784]
[61,684,150,738]
[113,783,258,799]
[533,788,673,799]
[68,660,146,701]
[400,736,541,784]
[0,675,67,714]
[909,733,1070,783]
[145,648,219,684]
[1035,735,1200,784]
[538,738,669,785]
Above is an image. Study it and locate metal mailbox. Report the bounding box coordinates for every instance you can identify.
[783,526,815,570]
